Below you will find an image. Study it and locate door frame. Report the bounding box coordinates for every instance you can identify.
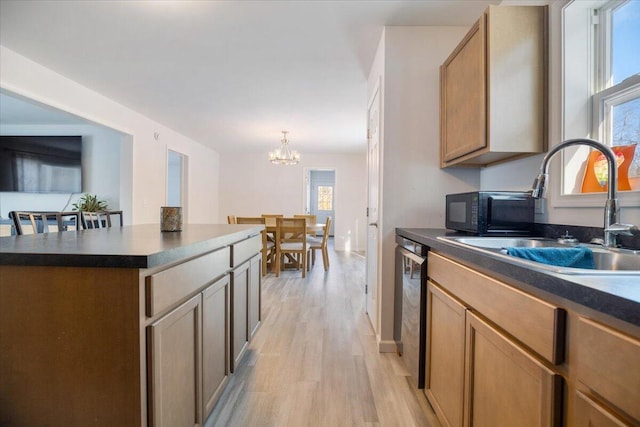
[366,77,382,338]
[166,148,189,219]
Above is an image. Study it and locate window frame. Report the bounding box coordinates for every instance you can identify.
[557,0,639,208]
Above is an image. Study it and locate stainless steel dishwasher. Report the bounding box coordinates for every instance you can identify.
[394,235,428,388]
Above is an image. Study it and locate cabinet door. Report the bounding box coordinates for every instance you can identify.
[425,282,467,427]
[248,254,262,339]
[575,317,640,422]
[464,312,561,427]
[441,17,486,164]
[202,275,230,419]
[574,390,629,427]
[231,261,249,372]
[148,294,202,427]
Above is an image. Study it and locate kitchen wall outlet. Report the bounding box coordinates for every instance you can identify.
[535,198,545,214]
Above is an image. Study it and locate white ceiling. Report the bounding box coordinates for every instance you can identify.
[0,0,497,154]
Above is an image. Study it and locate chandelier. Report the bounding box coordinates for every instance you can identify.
[268,131,300,165]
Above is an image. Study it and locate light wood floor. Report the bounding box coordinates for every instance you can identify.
[206,243,440,427]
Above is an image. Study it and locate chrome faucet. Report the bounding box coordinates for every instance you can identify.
[531,138,637,248]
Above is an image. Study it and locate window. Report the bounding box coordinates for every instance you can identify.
[592,0,640,189]
[562,0,640,196]
[317,185,333,211]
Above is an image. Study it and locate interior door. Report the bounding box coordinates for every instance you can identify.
[366,84,381,333]
[310,170,335,235]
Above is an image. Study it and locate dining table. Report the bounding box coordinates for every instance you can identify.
[263,217,326,235]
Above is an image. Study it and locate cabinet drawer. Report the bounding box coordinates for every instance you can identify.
[146,247,230,317]
[576,317,640,421]
[428,252,564,364]
[232,234,261,267]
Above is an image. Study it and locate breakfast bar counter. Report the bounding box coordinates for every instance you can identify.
[0,223,263,268]
[0,224,264,427]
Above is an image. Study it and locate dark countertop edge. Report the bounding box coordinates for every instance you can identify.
[396,228,640,328]
[0,225,263,269]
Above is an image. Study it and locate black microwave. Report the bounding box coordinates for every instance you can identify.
[445,191,535,236]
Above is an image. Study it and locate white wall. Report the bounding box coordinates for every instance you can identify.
[218,151,367,251]
[0,123,124,218]
[0,46,220,225]
[368,26,481,349]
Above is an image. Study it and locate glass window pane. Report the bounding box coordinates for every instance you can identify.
[612,96,640,178]
[317,186,333,211]
[612,1,640,85]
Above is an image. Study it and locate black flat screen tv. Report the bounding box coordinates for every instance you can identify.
[0,135,83,193]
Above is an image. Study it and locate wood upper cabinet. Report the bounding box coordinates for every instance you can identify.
[440,5,548,167]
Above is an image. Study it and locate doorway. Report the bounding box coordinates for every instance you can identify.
[305,169,335,235]
[167,149,188,213]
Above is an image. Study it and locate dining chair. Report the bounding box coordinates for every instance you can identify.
[260,214,282,242]
[9,211,81,235]
[307,217,331,271]
[294,214,318,237]
[81,210,123,229]
[235,216,275,276]
[275,217,307,278]
[227,215,236,224]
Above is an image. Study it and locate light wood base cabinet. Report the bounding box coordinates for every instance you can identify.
[231,253,262,372]
[248,254,262,339]
[426,251,640,427]
[465,312,561,427]
[148,294,203,427]
[231,260,249,372]
[425,281,561,427]
[572,317,640,426]
[426,253,563,427]
[202,275,231,420]
[425,283,466,427]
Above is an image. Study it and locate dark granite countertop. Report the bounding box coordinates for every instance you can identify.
[397,228,640,328]
[0,224,263,269]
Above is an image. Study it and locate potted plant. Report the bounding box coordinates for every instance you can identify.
[72,194,109,228]
[72,194,108,212]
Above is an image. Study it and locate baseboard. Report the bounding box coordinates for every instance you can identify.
[378,339,399,353]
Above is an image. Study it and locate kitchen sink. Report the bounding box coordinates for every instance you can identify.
[438,236,640,275]
[447,237,565,249]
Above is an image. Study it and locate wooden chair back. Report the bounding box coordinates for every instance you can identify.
[227,215,236,224]
[319,217,331,248]
[294,214,317,236]
[308,217,332,271]
[9,211,81,235]
[236,217,272,276]
[275,217,307,278]
[81,210,123,229]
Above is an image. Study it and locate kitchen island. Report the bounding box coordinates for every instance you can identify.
[397,228,640,426]
[0,224,264,427]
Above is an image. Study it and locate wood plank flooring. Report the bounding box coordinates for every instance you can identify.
[206,243,440,427]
